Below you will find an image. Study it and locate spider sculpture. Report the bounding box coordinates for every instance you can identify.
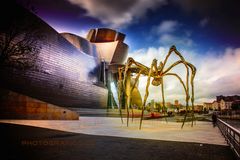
[118,45,196,129]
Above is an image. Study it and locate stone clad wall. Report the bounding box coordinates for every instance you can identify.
[0,90,79,120]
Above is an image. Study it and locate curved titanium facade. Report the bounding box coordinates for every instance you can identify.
[87,28,128,64]
[60,32,99,58]
[0,2,107,108]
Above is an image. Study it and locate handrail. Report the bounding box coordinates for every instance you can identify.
[218,118,240,134]
[217,118,240,159]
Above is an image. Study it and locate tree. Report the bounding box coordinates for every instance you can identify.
[0,1,44,70]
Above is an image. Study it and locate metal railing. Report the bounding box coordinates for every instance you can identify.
[217,118,240,159]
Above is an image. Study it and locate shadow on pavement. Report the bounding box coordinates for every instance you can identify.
[0,123,236,160]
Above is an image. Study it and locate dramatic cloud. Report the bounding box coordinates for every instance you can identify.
[152,20,193,47]
[154,20,178,33]
[128,47,240,105]
[171,0,219,13]
[199,18,209,27]
[196,48,240,101]
[67,0,167,28]
[171,0,240,36]
[159,34,193,47]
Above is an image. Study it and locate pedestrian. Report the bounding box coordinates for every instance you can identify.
[212,112,217,127]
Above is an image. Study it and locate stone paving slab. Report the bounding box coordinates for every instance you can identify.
[0,116,227,145]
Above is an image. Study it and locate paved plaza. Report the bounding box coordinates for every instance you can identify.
[1,117,237,160]
[0,117,227,145]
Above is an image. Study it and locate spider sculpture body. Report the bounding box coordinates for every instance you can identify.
[118,45,196,129]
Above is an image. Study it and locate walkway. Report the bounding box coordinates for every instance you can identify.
[1,117,236,160]
[0,117,227,145]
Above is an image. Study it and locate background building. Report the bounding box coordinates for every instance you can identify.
[217,95,240,110]
[203,95,240,112]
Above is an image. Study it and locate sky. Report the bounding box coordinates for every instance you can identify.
[17,0,240,105]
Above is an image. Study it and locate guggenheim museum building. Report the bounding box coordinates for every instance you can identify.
[0,1,142,119]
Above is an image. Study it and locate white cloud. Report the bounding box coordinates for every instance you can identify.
[154,20,178,33]
[195,48,240,101]
[151,20,193,47]
[67,0,167,28]
[128,46,240,105]
[159,33,193,47]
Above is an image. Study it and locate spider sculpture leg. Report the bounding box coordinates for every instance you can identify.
[125,70,131,127]
[129,70,142,122]
[118,67,124,124]
[171,47,197,127]
[163,60,196,127]
[122,57,150,127]
[160,77,168,123]
[139,60,156,129]
[131,103,134,122]
[180,62,196,127]
[164,72,188,125]
[118,82,124,124]
[188,63,197,126]
[121,58,135,127]
[161,46,196,128]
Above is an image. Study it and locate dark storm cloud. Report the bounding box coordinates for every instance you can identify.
[171,0,240,36]
[17,0,85,18]
[171,0,221,13]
